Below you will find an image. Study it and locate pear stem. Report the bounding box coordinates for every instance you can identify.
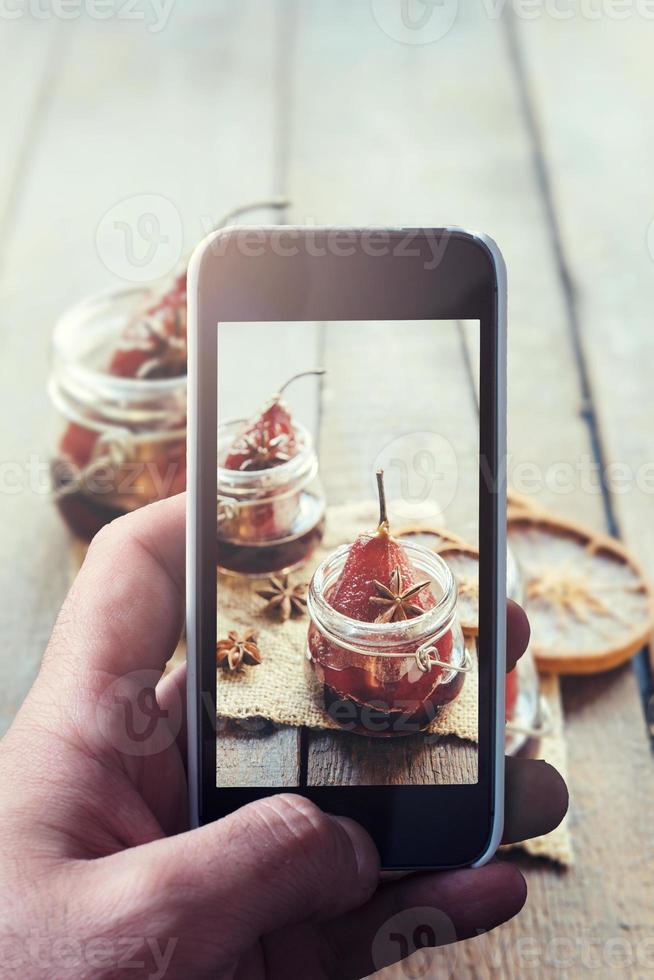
[181,198,290,268]
[376,469,390,534]
[213,197,290,231]
[277,369,326,398]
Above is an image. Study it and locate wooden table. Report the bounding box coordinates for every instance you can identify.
[2,3,654,976]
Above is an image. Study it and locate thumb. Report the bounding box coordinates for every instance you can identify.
[97,794,379,965]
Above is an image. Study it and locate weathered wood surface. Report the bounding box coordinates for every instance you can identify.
[1,3,653,978]
[514,11,654,594]
[0,0,282,731]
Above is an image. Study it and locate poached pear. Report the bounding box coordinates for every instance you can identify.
[328,470,436,622]
[223,370,324,472]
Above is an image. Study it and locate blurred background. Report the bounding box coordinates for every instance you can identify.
[1,1,654,976]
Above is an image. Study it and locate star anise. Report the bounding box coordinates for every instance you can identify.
[369,567,432,623]
[236,427,293,471]
[256,574,308,621]
[119,307,187,380]
[216,629,262,671]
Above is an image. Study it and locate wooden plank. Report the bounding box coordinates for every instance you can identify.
[308,731,477,788]
[0,18,61,266]
[509,15,654,596]
[473,16,654,975]
[217,321,323,438]
[285,1,653,975]
[216,723,301,789]
[0,2,283,739]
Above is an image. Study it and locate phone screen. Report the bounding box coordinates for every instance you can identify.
[214,318,481,788]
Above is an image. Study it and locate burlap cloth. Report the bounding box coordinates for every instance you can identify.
[503,674,573,866]
[216,502,573,866]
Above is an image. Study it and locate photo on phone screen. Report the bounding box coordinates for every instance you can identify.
[215,319,480,787]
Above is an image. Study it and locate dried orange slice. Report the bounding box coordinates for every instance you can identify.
[438,544,480,637]
[508,514,654,673]
[507,487,545,521]
[395,524,465,553]
[395,527,481,636]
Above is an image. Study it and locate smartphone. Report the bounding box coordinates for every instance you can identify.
[186,227,506,869]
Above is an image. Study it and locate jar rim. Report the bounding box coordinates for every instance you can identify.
[53,284,187,398]
[217,417,316,487]
[307,539,458,654]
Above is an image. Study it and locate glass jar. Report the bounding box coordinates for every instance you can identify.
[49,286,187,542]
[306,541,469,737]
[216,418,325,576]
[505,545,548,754]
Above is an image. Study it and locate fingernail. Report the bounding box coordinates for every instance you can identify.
[331,815,380,889]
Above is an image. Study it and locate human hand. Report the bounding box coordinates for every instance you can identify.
[0,494,567,979]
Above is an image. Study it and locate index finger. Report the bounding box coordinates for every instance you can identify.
[506,599,530,672]
[44,493,186,684]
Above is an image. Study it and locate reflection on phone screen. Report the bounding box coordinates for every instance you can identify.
[215,320,480,787]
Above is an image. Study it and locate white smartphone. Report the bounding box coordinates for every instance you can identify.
[186,227,506,869]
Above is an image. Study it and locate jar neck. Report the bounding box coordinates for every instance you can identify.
[50,286,186,435]
[217,419,318,500]
[308,540,458,655]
